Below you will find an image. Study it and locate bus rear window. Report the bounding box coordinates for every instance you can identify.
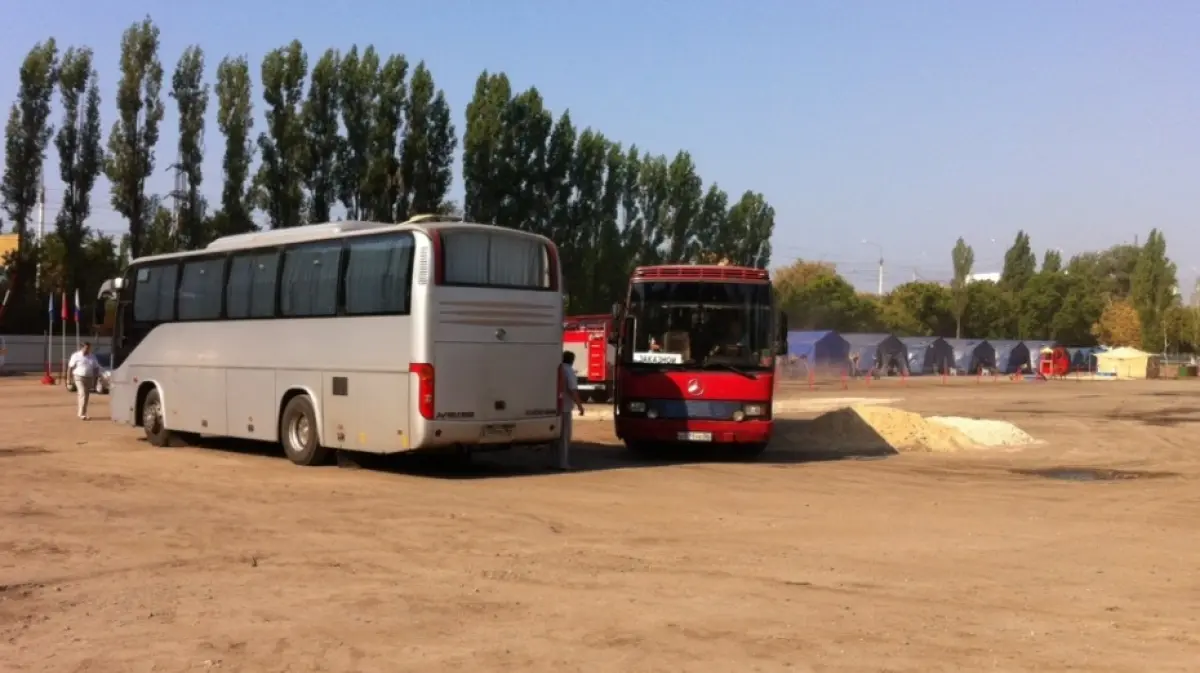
[441,230,551,289]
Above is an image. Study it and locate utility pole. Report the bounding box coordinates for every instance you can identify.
[861,239,884,295]
[169,148,185,245]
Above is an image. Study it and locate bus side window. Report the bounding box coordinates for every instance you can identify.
[344,233,414,315]
[133,263,178,323]
[280,241,340,317]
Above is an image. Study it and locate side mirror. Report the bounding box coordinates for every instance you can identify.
[611,302,621,319]
[775,313,789,356]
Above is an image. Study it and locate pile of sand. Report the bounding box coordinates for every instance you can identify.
[790,405,1035,454]
[927,416,1036,447]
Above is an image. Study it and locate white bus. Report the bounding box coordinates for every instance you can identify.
[95,216,565,466]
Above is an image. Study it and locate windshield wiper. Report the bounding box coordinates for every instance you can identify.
[701,362,756,379]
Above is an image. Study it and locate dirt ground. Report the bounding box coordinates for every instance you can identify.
[2,375,1199,672]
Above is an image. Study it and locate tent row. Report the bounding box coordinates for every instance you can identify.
[783,331,1105,376]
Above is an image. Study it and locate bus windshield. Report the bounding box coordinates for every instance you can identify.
[624,281,774,370]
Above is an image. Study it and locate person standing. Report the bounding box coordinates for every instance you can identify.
[68,342,100,420]
[556,351,585,470]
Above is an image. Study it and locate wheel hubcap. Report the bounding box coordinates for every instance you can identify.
[290,415,311,451]
[146,402,161,433]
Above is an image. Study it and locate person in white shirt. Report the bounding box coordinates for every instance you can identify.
[67,342,100,420]
[556,351,585,470]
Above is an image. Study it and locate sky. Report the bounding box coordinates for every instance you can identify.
[2,0,1198,294]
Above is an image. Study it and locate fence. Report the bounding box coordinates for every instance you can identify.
[0,334,105,375]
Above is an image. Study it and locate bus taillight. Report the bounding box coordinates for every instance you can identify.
[411,363,435,419]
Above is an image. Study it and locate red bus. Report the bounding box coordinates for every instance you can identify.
[610,264,788,458]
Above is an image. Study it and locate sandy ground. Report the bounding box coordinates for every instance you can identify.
[2,375,1200,672]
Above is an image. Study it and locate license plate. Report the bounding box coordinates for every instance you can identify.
[480,424,515,442]
[677,431,712,442]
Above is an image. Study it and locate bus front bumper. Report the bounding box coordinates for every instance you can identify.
[615,417,772,445]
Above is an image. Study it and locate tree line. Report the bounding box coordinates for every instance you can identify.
[0,16,775,332]
[775,228,1197,353]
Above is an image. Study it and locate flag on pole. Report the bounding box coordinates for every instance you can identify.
[61,291,68,322]
[73,289,82,323]
[47,294,54,325]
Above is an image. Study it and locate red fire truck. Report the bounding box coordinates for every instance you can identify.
[563,314,616,401]
[609,264,788,458]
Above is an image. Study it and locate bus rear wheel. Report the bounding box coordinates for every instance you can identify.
[280,395,329,466]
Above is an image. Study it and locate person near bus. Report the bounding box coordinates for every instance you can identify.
[557,351,585,470]
[67,342,100,420]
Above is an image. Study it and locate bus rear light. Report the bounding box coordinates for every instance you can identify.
[411,363,435,419]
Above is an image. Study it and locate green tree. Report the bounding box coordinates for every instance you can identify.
[364,54,406,221]
[213,55,256,236]
[693,184,730,261]
[170,45,209,249]
[663,151,702,263]
[566,128,608,309]
[1130,229,1177,352]
[635,154,670,266]
[962,280,1014,339]
[879,281,954,336]
[999,230,1036,293]
[302,48,341,223]
[491,86,550,233]
[544,110,577,243]
[1017,271,1070,339]
[1041,248,1062,273]
[337,45,379,219]
[54,46,103,294]
[402,62,457,217]
[950,237,973,338]
[462,71,511,225]
[256,40,307,228]
[105,17,164,258]
[725,191,773,268]
[1,38,58,297]
[1051,273,1104,346]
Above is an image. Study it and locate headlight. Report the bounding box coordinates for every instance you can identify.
[743,404,766,417]
[627,401,646,413]
[732,410,746,422]
[646,409,658,419]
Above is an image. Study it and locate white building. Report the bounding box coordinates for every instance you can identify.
[966,271,1001,284]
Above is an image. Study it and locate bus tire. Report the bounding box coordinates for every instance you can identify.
[142,388,180,448]
[280,395,328,467]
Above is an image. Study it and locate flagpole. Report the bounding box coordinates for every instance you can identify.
[61,291,67,384]
[41,293,53,385]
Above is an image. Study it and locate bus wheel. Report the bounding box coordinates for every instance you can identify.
[142,388,180,448]
[280,395,329,466]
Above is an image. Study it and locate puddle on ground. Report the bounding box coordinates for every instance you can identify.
[1011,467,1179,482]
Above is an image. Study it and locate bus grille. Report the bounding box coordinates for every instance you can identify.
[648,400,745,420]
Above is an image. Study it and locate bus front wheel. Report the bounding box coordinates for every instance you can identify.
[142,388,189,448]
[280,395,329,467]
